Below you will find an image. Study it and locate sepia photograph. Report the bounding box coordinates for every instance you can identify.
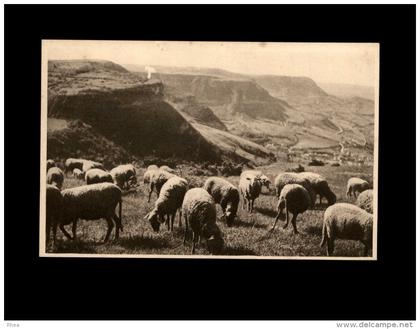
[40,40,379,259]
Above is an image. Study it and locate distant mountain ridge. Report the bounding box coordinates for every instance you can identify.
[124,63,374,161]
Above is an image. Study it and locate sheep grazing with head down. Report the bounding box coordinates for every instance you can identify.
[147,169,176,202]
[239,171,263,213]
[356,189,374,214]
[274,172,316,208]
[346,177,370,198]
[321,203,373,256]
[147,164,159,171]
[64,158,86,175]
[46,184,63,246]
[46,159,56,172]
[271,184,311,234]
[73,168,84,180]
[47,167,64,190]
[182,188,224,255]
[144,176,188,232]
[160,165,176,174]
[55,182,123,243]
[143,166,158,187]
[203,177,240,227]
[85,168,113,185]
[111,164,137,190]
[298,172,336,206]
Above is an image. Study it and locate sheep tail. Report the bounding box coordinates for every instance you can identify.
[320,222,327,247]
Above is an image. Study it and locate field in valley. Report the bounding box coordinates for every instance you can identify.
[47,160,374,258]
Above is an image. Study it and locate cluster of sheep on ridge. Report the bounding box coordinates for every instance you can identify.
[45,157,374,256]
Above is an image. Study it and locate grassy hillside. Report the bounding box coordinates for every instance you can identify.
[49,160,373,257]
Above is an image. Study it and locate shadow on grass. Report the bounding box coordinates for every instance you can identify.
[305,225,323,236]
[223,245,257,255]
[234,218,267,229]
[116,234,171,250]
[50,239,98,254]
[254,206,278,218]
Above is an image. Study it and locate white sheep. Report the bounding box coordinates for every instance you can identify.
[298,172,336,206]
[241,170,271,189]
[82,160,104,174]
[160,165,176,174]
[110,164,137,190]
[64,158,86,175]
[46,159,56,172]
[147,164,159,171]
[203,176,240,227]
[182,188,224,255]
[47,167,64,190]
[271,184,311,234]
[143,166,158,186]
[85,168,113,185]
[144,176,188,232]
[274,172,316,207]
[73,168,84,180]
[46,184,63,245]
[320,203,373,256]
[346,177,370,198]
[356,189,374,214]
[56,182,123,243]
[147,169,176,202]
[239,171,263,213]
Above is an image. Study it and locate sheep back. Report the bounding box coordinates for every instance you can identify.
[156,176,188,215]
[82,160,104,173]
[85,168,113,185]
[347,177,370,194]
[65,158,86,173]
[60,182,122,224]
[47,167,64,190]
[278,184,311,215]
[356,189,374,214]
[46,159,55,172]
[323,203,373,244]
[274,172,315,205]
[298,172,336,205]
[204,177,239,225]
[46,184,63,226]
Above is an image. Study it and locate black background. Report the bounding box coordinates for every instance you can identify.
[4,5,416,320]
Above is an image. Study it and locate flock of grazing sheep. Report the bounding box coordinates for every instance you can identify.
[45,157,374,256]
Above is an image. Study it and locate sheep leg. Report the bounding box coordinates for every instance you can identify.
[178,210,182,227]
[148,184,153,202]
[166,215,170,231]
[327,239,334,256]
[52,221,58,244]
[170,212,175,231]
[362,242,370,257]
[104,217,114,242]
[291,213,299,234]
[270,212,281,232]
[191,231,196,254]
[112,214,122,240]
[183,215,189,245]
[72,219,78,240]
[60,224,73,240]
[283,210,290,230]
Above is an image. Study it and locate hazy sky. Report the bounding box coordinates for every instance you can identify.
[44,40,379,87]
